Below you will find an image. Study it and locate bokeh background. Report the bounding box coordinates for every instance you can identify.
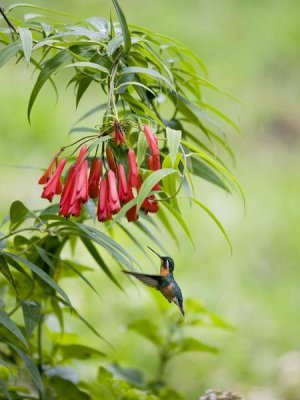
[1,1,300,399]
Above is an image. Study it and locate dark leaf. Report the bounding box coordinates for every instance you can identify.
[9,200,29,231]
[21,300,40,338]
[58,344,106,360]
[3,252,71,307]
[28,50,72,121]
[0,309,28,349]
[9,344,44,392]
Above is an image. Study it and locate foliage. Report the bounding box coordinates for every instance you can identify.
[0,1,240,399]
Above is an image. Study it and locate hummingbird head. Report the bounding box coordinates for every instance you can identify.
[147,247,175,273]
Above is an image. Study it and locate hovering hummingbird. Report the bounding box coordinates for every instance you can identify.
[123,246,184,316]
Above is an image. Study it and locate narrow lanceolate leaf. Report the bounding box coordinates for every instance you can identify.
[28,50,72,121]
[3,252,71,307]
[120,66,174,90]
[137,169,176,208]
[9,344,44,393]
[106,36,124,56]
[112,0,131,53]
[188,197,232,253]
[62,61,109,74]
[166,127,182,167]
[18,27,32,64]
[80,237,123,291]
[161,202,194,246]
[0,309,28,349]
[0,380,12,400]
[0,41,21,68]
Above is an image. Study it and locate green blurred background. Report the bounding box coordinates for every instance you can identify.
[1,0,300,399]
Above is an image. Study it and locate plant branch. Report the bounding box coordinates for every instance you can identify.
[0,7,17,33]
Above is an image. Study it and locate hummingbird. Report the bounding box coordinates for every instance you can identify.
[123,246,184,316]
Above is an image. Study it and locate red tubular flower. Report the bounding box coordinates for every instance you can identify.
[117,164,130,203]
[59,165,76,217]
[88,158,102,199]
[107,170,121,214]
[126,185,139,222]
[141,194,159,214]
[112,124,126,146]
[97,178,112,222]
[128,149,141,189]
[72,159,89,204]
[75,146,88,167]
[59,148,89,218]
[143,125,159,157]
[106,146,117,173]
[41,158,66,202]
[38,154,58,184]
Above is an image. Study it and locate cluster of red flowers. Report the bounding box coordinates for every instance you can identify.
[38,125,161,222]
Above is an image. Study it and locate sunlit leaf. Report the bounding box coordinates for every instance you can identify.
[137,169,176,208]
[18,27,32,64]
[166,127,181,167]
[0,41,21,68]
[178,338,218,354]
[112,0,131,53]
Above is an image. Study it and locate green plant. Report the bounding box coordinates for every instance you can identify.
[0,1,240,398]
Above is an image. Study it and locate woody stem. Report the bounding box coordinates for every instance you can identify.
[0,7,17,33]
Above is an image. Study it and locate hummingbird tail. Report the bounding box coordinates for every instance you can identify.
[173,297,185,316]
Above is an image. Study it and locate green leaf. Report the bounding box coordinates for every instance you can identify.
[0,255,16,290]
[0,309,28,349]
[128,320,161,345]
[49,376,89,400]
[0,380,12,400]
[190,157,229,191]
[179,338,218,354]
[137,130,148,166]
[115,81,156,96]
[18,27,32,64]
[9,200,29,231]
[182,139,245,205]
[0,41,21,68]
[188,197,232,253]
[58,344,106,360]
[62,61,109,74]
[120,66,174,90]
[106,36,124,57]
[8,344,44,393]
[137,169,176,208]
[80,237,123,291]
[112,0,131,53]
[28,50,72,121]
[166,127,181,167]
[3,252,71,307]
[21,300,40,338]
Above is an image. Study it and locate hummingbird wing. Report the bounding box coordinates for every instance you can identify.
[122,271,164,289]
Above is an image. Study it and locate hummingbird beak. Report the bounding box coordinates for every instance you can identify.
[147,246,162,259]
